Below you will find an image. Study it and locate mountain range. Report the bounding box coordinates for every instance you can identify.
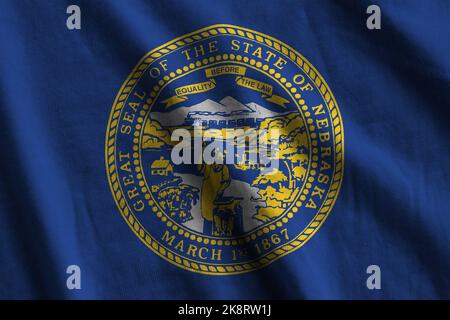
[150,96,288,127]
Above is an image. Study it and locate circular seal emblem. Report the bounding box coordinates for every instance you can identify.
[105,24,344,275]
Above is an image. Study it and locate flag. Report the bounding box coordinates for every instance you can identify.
[0,0,449,299]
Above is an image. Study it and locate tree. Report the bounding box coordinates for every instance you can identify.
[252,168,288,190]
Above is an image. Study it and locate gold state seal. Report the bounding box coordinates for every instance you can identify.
[105,24,344,275]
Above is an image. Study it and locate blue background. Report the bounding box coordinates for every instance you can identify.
[0,0,449,299]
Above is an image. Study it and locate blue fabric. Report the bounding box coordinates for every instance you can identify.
[0,0,449,299]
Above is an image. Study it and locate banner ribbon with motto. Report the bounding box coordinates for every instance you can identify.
[162,64,288,108]
[234,76,289,108]
[161,79,216,108]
